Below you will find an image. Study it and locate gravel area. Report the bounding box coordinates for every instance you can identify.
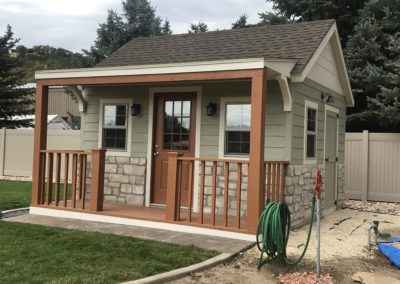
[174,208,400,283]
[344,199,400,216]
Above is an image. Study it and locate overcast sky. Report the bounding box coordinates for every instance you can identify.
[0,0,273,52]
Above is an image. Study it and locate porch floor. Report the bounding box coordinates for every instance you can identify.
[40,200,249,233]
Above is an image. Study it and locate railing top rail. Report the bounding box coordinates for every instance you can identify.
[40,150,90,155]
[177,156,249,164]
[176,156,289,165]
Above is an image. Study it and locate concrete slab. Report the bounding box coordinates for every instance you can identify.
[4,214,253,254]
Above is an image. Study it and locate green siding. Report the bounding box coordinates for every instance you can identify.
[289,80,347,165]
[81,81,291,161]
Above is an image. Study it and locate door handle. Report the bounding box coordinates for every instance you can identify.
[153,151,159,157]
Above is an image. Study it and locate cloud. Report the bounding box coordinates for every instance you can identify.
[0,0,273,51]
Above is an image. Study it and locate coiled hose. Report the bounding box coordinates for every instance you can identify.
[256,196,316,269]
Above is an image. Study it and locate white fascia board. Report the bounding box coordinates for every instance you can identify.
[35,58,266,80]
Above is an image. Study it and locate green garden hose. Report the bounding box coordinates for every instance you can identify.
[256,196,316,269]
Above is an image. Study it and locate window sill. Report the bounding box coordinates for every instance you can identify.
[303,158,317,165]
[105,151,131,157]
[220,155,249,161]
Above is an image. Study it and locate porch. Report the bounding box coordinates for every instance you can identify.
[32,66,291,235]
[33,148,288,234]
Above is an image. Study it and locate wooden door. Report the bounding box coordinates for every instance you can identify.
[151,93,196,205]
[324,109,338,209]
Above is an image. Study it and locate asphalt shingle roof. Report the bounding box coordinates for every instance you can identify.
[97,19,335,74]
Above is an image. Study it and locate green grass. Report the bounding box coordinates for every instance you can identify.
[0,221,217,283]
[0,181,32,211]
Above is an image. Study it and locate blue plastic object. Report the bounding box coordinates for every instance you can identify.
[378,236,400,269]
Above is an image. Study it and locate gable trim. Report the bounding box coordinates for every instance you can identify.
[291,23,354,107]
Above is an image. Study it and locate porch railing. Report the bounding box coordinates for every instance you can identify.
[36,149,106,212]
[165,153,288,233]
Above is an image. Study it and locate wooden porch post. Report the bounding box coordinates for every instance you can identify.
[166,152,179,221]
[90,149,106,212]
[32,84,48,206]
[247,69,267,233]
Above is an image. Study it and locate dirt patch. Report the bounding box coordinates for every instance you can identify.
[174,209,400,283]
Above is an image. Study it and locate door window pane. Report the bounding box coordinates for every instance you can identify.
[163,100,191,150]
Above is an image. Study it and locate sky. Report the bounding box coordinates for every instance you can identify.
[0,0,273,52]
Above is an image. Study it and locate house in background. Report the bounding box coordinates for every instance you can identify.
[30,19,353,239]
[21,83,81,129]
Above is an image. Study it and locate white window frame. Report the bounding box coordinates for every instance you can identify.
[304,100,318,164]
[218,97,251,159]
[98,98,133,157]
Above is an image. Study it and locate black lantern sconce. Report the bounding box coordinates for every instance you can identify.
[131,103,141,116]
[206,102,217,116]
[321,93,334,104]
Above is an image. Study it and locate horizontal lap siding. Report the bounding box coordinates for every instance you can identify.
[200,80,290,161]
[290,81,346,165]
[81,86,148,157]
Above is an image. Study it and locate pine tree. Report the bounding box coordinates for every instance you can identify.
[188,22,208,34]
[86,0,170,63]
[266,0,368,46]
[0,25,33,128]
[346,0,400,131]
[232,15,248,29]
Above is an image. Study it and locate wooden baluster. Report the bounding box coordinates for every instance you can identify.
[211,161,217,226]
[72,153,78,208]
[276,162,281,202]
[46,153,54,205]
[199,161,205,224]
[176,160,182,221]
[271,163,276,202]
[81,154,87,209]
[55,153,61,206]
[188,160,194,223]
[63,153,69,207]
[280,163,286,203]
[236,162,242,229]
[223,162,229,227]
[267,162,272,202]
[78,153,84,201]
[39,152,46,204]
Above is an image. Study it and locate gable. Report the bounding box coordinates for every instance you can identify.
[308,39,344,95]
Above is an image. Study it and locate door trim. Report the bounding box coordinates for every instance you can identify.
[145,86,202,207]
[324,104,339,205]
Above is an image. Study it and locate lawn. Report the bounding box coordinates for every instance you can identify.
[0,180,32,211]
[0,221,217,283]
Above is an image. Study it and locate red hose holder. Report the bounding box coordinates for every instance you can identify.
[315,168,323,200]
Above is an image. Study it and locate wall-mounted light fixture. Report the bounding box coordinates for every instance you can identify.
[131,103,141,116]
[321,93,334,104]
[206,102,217,116]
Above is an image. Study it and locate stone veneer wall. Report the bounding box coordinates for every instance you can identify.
[87,156,147,206]
[284,163,345,228]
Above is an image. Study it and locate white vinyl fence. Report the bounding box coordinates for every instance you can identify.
[345,131,400,202]
[0,129,81,179]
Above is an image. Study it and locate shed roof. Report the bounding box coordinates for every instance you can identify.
[97,19,336,74]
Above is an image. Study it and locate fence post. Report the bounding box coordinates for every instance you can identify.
[0,128,5,177]
[90,149,106,212]
[362,130,369,201]
[166,152,179,221]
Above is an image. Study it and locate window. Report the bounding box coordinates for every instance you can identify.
[224,103,251,155]
[102,104,128,151]
[163,100,191,150]
[305,101,318,160]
